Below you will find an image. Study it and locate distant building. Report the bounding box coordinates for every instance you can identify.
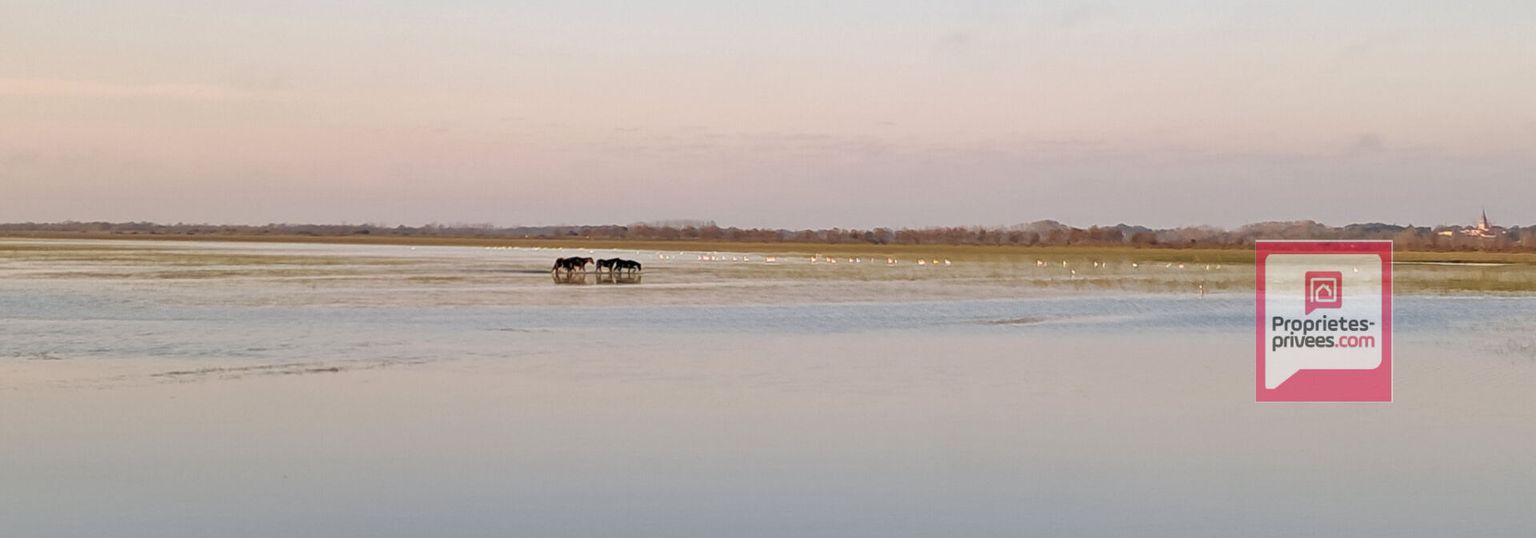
[1438,209,1504,238]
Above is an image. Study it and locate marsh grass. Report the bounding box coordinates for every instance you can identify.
[1395,266,1536,294]
[8,237,1536,294]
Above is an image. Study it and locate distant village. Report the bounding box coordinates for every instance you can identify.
[1437,210,1503,239]
[2,212,1531,251]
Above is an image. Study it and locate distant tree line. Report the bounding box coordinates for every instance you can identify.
[3,219,1534,251]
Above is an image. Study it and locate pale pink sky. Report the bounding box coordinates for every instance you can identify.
[3,1,1534,228]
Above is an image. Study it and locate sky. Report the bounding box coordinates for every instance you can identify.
[2,1,1534,229]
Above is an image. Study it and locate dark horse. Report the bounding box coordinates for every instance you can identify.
[594,258,622,274]
[614,259,643,275]
[551,257,594,277]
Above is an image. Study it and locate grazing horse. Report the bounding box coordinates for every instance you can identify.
[615,259,643,275]
[551,257,594,277]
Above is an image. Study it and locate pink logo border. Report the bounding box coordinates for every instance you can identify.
[1256,241,1392,402]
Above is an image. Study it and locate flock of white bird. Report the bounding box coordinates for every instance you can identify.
[485,246,1240,276]
[669,253,960,266]
[805,255,953,266]
[488,245,1236,295]
[483,246,961,267]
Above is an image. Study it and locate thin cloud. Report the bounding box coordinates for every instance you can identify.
[0,78,262,101]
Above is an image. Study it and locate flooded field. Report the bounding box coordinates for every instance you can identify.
[3,239,1534,537]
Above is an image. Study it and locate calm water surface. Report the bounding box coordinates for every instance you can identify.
[1,240,1533,537]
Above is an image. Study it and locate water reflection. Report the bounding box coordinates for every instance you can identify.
[1,239,1534,537]
[553,270,644,285]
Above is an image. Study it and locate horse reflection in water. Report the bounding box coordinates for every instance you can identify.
[594,271,642,284]
[553,257,642,284]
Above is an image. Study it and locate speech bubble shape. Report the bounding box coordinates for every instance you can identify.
[1257,249,1390,398]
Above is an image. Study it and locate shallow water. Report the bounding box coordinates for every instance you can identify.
[2,240,1533,536]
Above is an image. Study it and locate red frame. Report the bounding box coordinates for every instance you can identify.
[1255,241,1392,402]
